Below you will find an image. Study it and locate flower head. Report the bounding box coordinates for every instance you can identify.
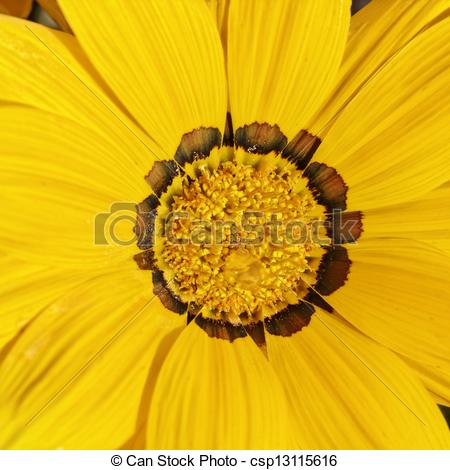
[0,0,449,450]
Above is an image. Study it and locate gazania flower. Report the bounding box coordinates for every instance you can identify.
[0,0,449,450]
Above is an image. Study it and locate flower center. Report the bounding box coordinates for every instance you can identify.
[134,123,364,342]
[154,151,327,323]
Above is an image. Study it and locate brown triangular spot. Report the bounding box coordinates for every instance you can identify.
[174,127,222,167]
[223,112,234,147]
[244,321,266,348]
[314,246,351,296]
[304,290,334,313]
[264,302,314,337]
[303,162,347,211]
[327,210,363,245]
[195,315,247,342]
[152,271,187,315]
[134,195,159,250]
[187,303,201,325]
[235,122,287,154]
[133,249,156,270]
[144,160,179,197]
[282,130,321,170]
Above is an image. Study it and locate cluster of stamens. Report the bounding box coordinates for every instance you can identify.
[158,156,323,321]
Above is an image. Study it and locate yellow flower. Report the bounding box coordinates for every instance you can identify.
[0,0,450,450]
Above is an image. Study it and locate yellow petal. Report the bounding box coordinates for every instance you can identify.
[146,324,299,449]
[0,106,148,267]
[327,238,450,399]
[403,356,450,408]
[0,0,32,17]
[0,266,184,449]
[58,0,227,157]
[0,16,162,169]
[267,314,450,449]
[424,239,450,257]
[362,186,450,242]
[0,255,85,349]
[36,0,72,32]
[227,0,351,140]
[206,0,229,54]
[310,0,450,135]
[313,19,450,210]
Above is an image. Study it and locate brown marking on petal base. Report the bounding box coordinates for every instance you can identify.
[133,249,156,270]
[134,195,159,250]
[187,303,201,325]
[304,290,334,313]
[314,246,351,296]
[152,271,187,315]
[195,315,247,342]
[282,130,321,170]
[264,302,314,337]
[223,112,234,147]
[300,246,352,312]
[327,210,363,245]
[303,162,348,211]
[144,160,179,197]
[174,127,222,167]
[244,321,266,348]
[235,122,287,154]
